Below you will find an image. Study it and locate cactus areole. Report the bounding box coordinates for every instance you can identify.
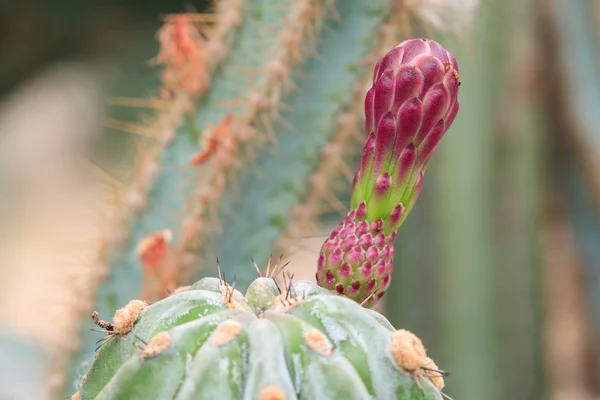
[317,38,461,307]
[75,39,459,400]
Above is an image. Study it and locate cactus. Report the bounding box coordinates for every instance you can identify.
[69,35,462,400]
[73,275,449,400]
[41,0,471,396]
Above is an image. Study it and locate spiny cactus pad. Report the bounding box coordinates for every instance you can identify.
[75,276,448,399]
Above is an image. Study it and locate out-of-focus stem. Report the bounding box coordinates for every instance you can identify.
[433,1,511,397]
[546,0,600,216]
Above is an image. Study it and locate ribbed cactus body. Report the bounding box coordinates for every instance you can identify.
[76,277,445,399]
[317,39,461,306]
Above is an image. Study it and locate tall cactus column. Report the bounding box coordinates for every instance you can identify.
[316,38,461,307]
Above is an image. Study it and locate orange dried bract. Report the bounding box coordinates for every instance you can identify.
[156,13,209,95]
[190,138,219,165]
[137,229,178,302]
[190,114,235,165]
[136,229,173,273]
[157,14,205,66]
[215,114,235,135]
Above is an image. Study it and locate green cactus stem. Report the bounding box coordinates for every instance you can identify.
[74,274,449,399]
[316,38,461,307]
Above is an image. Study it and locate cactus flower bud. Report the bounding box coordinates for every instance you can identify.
[317,38,461,307]
[357,38,461,225]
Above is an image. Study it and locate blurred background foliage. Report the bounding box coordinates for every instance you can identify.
[0,0,600,399]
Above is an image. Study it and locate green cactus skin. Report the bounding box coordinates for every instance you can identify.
[75,276,446,400]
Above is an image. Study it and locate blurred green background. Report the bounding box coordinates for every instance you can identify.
[1,0,600,399]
